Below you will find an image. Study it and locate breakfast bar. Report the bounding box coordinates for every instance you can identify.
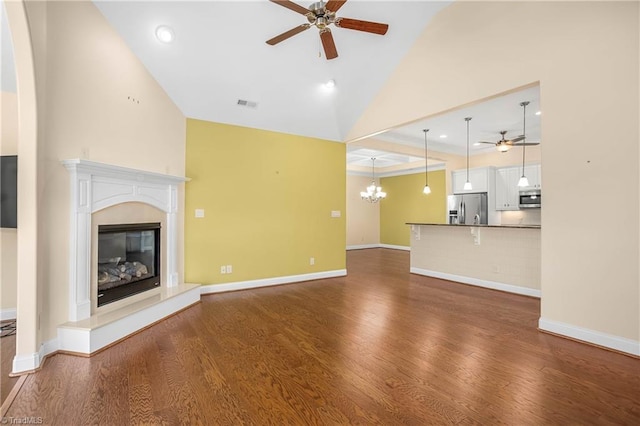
[407,223,541,297]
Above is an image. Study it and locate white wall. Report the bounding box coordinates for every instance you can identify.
[9,0,186,360]
[349,1,639,349]
[1,92,18,314]
[346,174,380,247]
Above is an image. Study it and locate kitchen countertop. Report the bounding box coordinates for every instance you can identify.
[406,223,541,229]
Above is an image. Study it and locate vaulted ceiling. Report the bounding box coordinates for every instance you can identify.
[94,0,452,142]
[2,1,542,168]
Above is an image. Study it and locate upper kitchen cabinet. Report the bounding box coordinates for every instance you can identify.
[495,166,521,210]
[523,164,541,190]
[452,167,494,194]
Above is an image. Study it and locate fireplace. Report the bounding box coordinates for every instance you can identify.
[57,159,200,357]
[97,222,161,306]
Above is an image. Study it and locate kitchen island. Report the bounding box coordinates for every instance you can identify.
[407,223,541,297]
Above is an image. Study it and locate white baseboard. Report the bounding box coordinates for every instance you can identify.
[410,267,541,298]
[346,244,410,252]
[380,244,410,251]
[1,308,17,321]
[11,337,60,375]
[40,337,60,359]
[539,317,640,356]
[12,351,41,374]
[200,269,347,294]
[346,244,380,250]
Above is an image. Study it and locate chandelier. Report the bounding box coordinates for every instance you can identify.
[360,157,386,203]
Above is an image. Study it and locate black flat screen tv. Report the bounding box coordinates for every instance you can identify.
[1,155,18,228]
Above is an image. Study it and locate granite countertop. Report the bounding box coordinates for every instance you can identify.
[406,223,541,229]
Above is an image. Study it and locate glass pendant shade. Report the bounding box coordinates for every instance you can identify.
[463,181,473,191]
[422,128,431,196]
[518,101,530,188]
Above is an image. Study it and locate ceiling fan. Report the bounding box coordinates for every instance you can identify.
[477,131,539,153]
[266,0,389,60]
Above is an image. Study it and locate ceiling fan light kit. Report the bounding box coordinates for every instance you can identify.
[267,0,389,60]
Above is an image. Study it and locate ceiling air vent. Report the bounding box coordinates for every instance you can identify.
[237,99,258,109]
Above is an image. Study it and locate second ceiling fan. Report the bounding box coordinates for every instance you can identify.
[266,0,389,60]
[477,130,539,153]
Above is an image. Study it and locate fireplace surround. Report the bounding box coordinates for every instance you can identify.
[59,159,199,355]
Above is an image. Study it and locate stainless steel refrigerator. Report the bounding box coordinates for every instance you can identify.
[447,193,488,225]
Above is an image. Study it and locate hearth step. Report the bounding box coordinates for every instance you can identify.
[57,283,200,355]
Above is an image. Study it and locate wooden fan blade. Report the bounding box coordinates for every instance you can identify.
[266,24,311,45]
[320,29,338,60]
[477,141,497,145]
[269,0,310,15]
[513,142,540,146]
[509,135,525,143]
[335,17,388,35]
[325,0,348,12]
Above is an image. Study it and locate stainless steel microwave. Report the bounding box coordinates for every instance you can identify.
[519,189,541,209]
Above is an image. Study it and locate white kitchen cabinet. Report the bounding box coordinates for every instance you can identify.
[495,166,521,210]
[452,167,492,194]
[523,164,541,189]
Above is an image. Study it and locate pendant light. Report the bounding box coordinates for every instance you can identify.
[463,117,472,190]
[360,158,386,203]
[423,129,431,194]
[517,101,530,187]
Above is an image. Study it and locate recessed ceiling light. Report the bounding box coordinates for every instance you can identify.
[440,134,447,138]
[323,79,336,90]
[156,26,175,43]
[535,110,542,115]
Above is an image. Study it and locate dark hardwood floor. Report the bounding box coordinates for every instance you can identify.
[4,249,639,424]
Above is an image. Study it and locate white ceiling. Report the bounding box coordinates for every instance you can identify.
[93,0,452,142]
[374,84,542,157]
[1,1,541,169]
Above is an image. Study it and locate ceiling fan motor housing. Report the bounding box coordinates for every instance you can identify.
[307,2,336,29]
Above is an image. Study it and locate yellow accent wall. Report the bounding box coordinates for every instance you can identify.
[185,119,346,284]
[380,170,446,247]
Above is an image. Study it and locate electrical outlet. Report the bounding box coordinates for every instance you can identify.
[310,257,315,265]
[220,266,226,274]
[226,265,232,274]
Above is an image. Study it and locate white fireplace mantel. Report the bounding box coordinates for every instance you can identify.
[62,159,188,322]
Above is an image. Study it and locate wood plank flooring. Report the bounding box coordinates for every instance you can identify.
[1,325,18,406]
[4,248,640,424]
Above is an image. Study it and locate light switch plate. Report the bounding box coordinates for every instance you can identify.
[195,209,205,218]
[331,210,341,218]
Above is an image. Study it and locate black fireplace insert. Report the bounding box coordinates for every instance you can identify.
[97,222,161,307]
